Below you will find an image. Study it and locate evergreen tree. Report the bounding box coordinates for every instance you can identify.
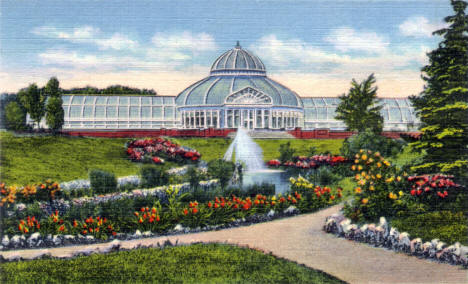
[17,83,46,128]
[409,0,468,180]
[335,74,383,134]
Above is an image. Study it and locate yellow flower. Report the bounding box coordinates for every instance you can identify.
[355,174,361,181]
[355,154,360,159]
[376,174,382,179]
[403,172,408,177]
[385,177,394,183]
[377,162,382,168]
[361,154,368,161]
[361,171,366,176]
[368,158,374,163]
[365,175,370,180]
[351,165,356,171]
[355,187,362,194]
[358,179,366,185]
[357,165,363,171]
[271,196,277,201]
[388,192,397,200]
[361,198,368,204]
[360,149,365,153]
[383,160,390,167]
[398,191,404,197]
[369,185,375,191]
[396,176,402,182]
[354,159,359,164]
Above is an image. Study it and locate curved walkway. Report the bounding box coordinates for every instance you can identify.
[1,205,466,284]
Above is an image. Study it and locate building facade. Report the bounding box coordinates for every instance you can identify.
[60,43,419,132]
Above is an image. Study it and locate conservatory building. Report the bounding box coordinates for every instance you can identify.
[58,42,419,132]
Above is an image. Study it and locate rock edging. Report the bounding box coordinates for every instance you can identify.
[0,206,299,254]
[323,213,468,268]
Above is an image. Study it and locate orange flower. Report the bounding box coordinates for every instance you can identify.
[58,225,65,232]
[192,208,198,214]
[355,187,362,194]
[361,198,368,204]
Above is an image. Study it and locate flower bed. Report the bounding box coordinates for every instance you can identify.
[324,214,468,268]
[126,138,201,164]
[267,155,349,169]
[0,176,342,251]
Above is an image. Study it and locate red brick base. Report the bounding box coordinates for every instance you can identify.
[61,128,419,139]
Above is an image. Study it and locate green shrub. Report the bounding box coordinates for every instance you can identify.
[140,165,169,188]
[89,169,117,194]
[207,159,235,188]
[5,101,27,130]
[279,142,296,163]
[340,129,405,159]
[186,165,202,189]
[391,211,468,245]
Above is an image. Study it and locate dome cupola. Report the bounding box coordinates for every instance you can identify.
[210,42,266,76]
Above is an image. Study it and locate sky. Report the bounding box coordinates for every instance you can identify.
[0,0,452,97]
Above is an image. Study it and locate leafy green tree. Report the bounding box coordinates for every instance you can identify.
[335,74,383,134]
[409,0,468,179]
[44,77,61,97]
[5,101,26,130]
[44,77,64,131]
[45,96,64,131]
[17,83,46,128]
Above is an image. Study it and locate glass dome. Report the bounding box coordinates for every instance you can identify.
[210,42,266,76]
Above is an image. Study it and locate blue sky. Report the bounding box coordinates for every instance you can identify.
[0,0,452,97]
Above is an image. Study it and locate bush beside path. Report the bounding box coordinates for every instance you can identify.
[1,204,466,284]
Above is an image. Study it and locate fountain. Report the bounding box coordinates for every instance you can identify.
[224,128,290,193]
[223,127,266,172]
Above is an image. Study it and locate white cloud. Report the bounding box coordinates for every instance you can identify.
[399,16,446,38]
[325,27,389,54]
[251,34,429,97]
[32,25,138,50]
[151,31,217,52]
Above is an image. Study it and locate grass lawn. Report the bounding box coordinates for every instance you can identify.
[0,132,343,185]
[0,132,139,186]
[255,139,343,161]
[0,243,345,284]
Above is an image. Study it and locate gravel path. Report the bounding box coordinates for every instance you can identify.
[1,205,466,284]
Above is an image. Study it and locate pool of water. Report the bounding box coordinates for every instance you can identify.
[242,170,291,194]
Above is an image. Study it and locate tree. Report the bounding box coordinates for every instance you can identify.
[45,96,64,131]
[17,83,46,128]
[44,77,61,98]
[5,101,26,130]
[335,74,383,134]
[44,77,64,131]
[409,0,468,180]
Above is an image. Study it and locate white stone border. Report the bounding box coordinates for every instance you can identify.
[323,214,468,268]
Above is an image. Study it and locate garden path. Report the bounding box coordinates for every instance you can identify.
[1,205,466,284]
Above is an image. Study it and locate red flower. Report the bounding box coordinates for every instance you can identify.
[183,208,189,215]
[410,189,416,196]
[192,208,198,214]
[112,231,117,236]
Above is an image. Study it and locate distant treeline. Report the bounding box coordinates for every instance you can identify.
[63,85,157,95]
